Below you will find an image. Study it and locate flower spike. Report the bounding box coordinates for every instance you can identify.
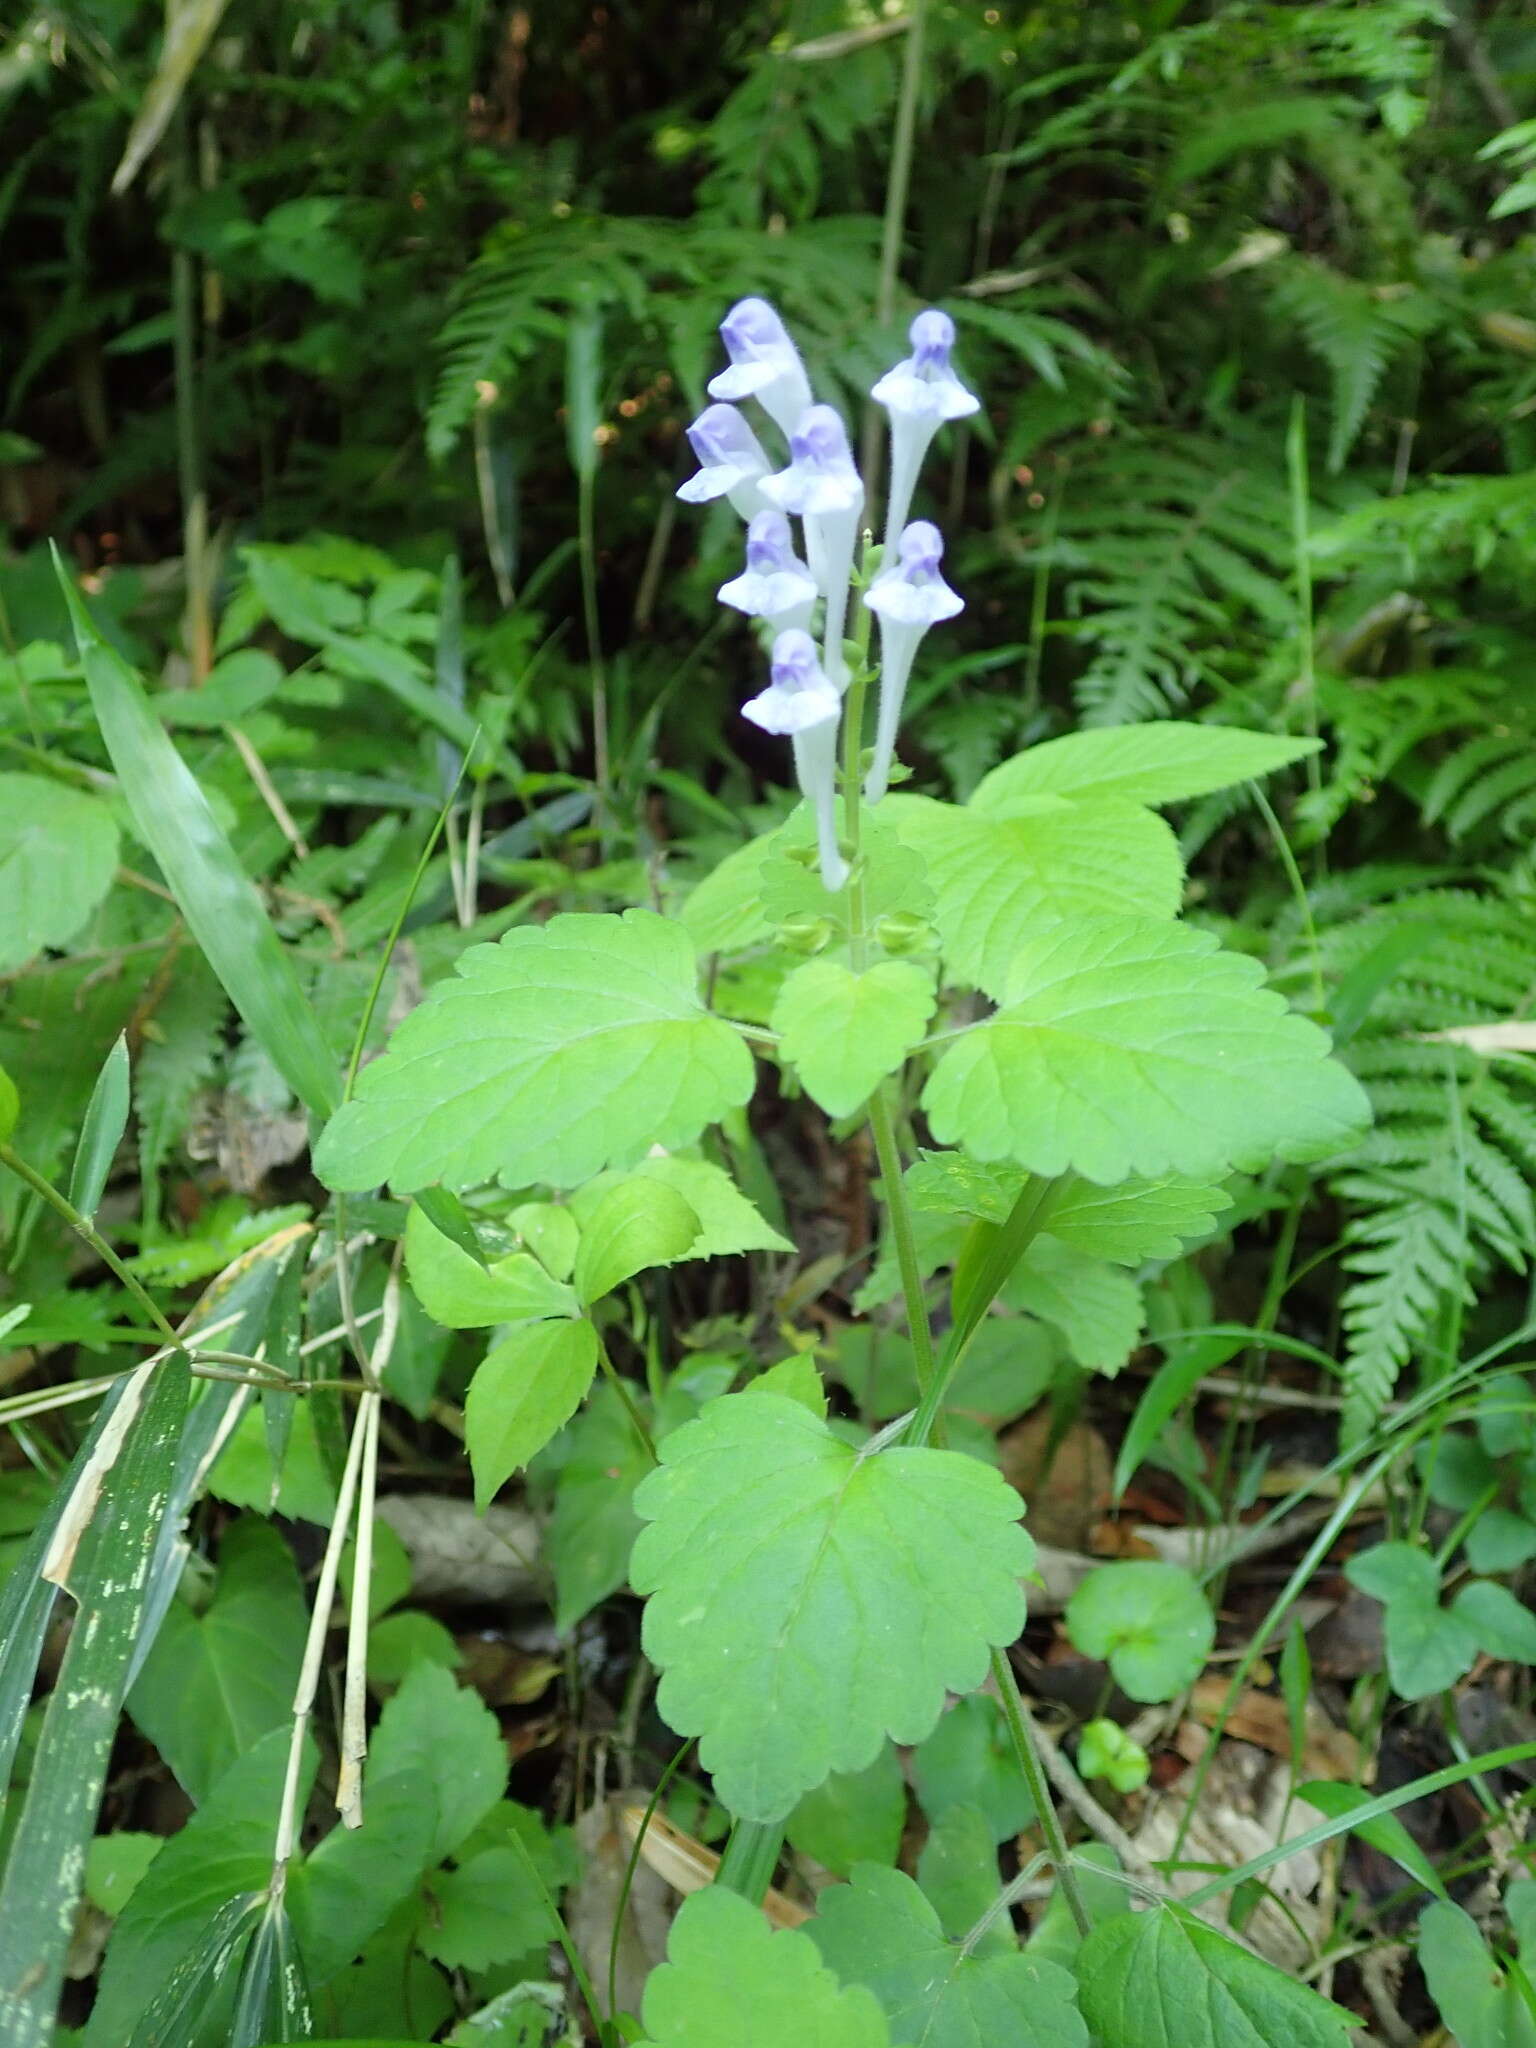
[870,308,979,545]
[862,520,964,804]
[707,298,814,437]
[761,404,865,688]
[718,510,818,629]
[742,630,847,890]
[676,403,772,521]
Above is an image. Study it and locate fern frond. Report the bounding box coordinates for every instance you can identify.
[1269,259,1439,471]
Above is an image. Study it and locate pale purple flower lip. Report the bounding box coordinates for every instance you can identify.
[675,402,771,518]
[719,511,817,624]
[759,404,863,519]
[897,518,945,582]
[746,510,796,575]
[866,519,964,627]
[741,628,841,735]
[910,309,957,372]
[720,298,784,357]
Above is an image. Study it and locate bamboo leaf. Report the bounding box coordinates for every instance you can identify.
[68,1032,130,1225]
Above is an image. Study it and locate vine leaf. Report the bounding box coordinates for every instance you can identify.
[972,722,1320,811]
[808,1863,1089,2048]
[314,909,755,1192]
[772,959,936,1116]
[884,794,1181,992]
[632,1392,1033,1821]
[923,915,1370,1182]
[1075,1905,1355,2048]
[639,1885,890,2048]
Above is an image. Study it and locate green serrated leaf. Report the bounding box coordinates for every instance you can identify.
[573,1177,700,1304]
[465,1317,600,1508]
[923,915,1370,1183]
[405,1204,578,1328]
[808,1863,1088,2048]
[912,1695,1034,1844]
[632,1392,1033,1821]
[916,1804,1007,1948]
[973,723,1320,812]
[1039,1176,1234,1263]
[639,1886,889,2048]
[416,1846,557,1972]
[1066,1562,1214,1702]
[314,910,755,1192]
[1075,1905,1354,2048]
[787,1744,906,1876]
[1004,1238,1144,1373]
[1451,1581,1536,1663]
[885,793,1181,990]
[771,959,936,1117]
[0,772,120,973]
[127,1519,306,1806]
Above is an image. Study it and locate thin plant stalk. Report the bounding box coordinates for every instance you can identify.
[0,1143,180,1350]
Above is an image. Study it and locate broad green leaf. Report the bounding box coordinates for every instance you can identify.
[0,1355,190,2045]
[787,1745,907,1876]
[1345,1543,1479,1699]
[0,1064,17,1143]
[573,1177,700,1304]
[751,1354,829,1415]
[808,1863,1088,2048]
[1039,1175,1234,1263]
[885,794,1182,990]
[912,1695,1033,1845]
[1452,1580,1536,1662]
[84,1834,164,1918]
[415,1807,571,1973]
[632,1392,1033,1820]
[542,1383,656,1632]
[1066,1562,1214,1702]
[128,1518,306,1805]
[405,1204,577,1328]
[1344,1540,1438,1606]
[923,915,1370,1183]
[367,1610,462,1683]
[1075,1905,1354,2048]
[1004,1238,1143,1373]
[973,723,1320,812]
[58,563,341,1120]
[314,910,755,1192]
[289,1769,439,1985]
[465,1316,600,1508]
[632,1157,793,1256]
[0,772,120,972]
[84,1727,305,2047]
[680,833,775,954]
[1419,1901,1536,2048]
[771,959,936,1117]
[760,810,935,933]
[359,1661,506,1867]
[510,1199,581,1279]
[916,1805,1007,1948]
[638,1886,889,2048]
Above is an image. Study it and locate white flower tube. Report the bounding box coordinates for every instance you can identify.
[676,403,772,520]
[862,520,963,804]
[870,309,979,547]
[707,297,814,437]
[759,404,864,689]
[718,510,817,631]
[742,629,848,890]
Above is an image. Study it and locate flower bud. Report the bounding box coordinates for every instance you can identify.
[777,911,837,955]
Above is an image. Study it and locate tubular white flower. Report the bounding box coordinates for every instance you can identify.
[718,510,817,630]
[870,308,979,545]
[760,405,864,689]
[676,403,772,520]
[742,629,847,891]
[707,297,814,437]
[862,520,964,804]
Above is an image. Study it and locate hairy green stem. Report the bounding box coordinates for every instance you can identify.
[867,1087,937,1398]
[990,1647,1091,1937]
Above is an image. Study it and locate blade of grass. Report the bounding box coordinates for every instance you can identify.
[54,550,340,1121]
[67,1031,130,1225]
[0,1352,191,2045]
